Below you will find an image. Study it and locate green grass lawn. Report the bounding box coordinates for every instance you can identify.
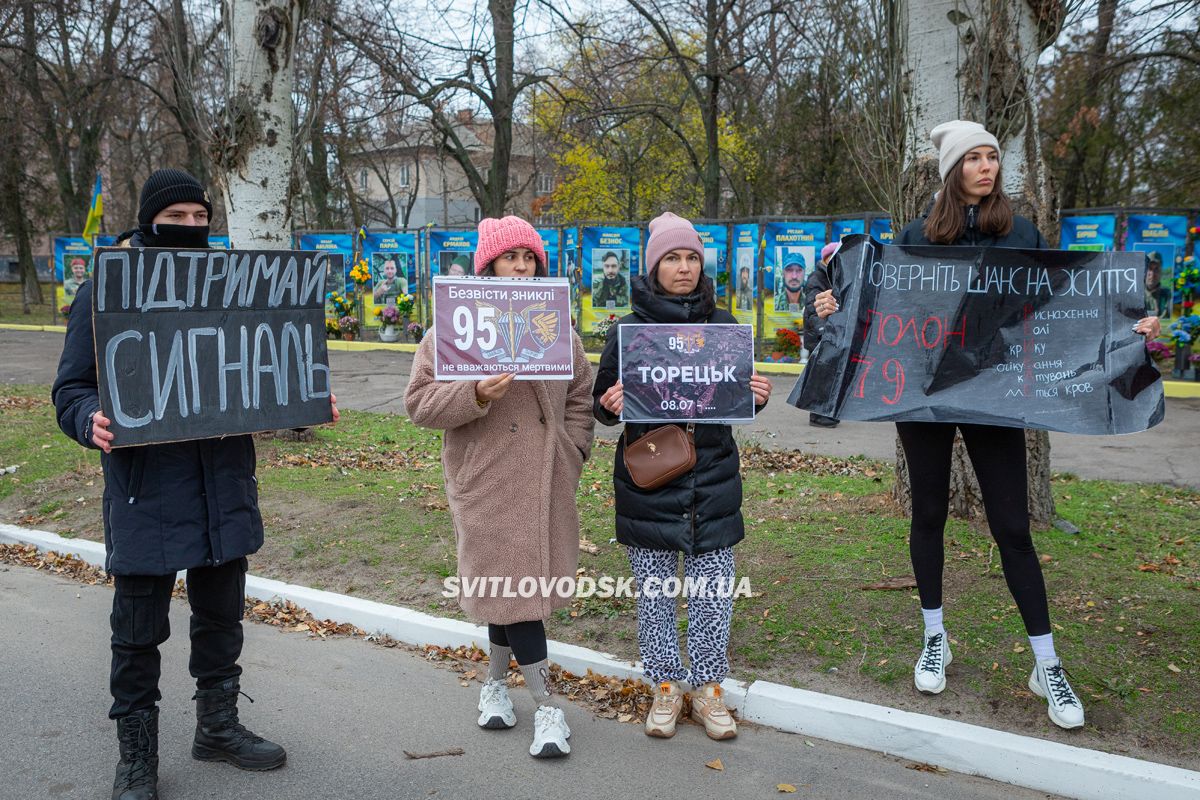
[2,382,1197,766]
[0,282,59,324]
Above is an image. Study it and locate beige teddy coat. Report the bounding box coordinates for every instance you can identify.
[404,331,595,624]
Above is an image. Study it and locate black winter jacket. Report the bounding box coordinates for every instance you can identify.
[802,259,834,353]
[51,232,264,576]
[592,275,764,555]
[897,202,1048,249]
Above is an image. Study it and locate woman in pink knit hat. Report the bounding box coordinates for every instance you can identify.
[405,215,595,759]
[592,212,772,742]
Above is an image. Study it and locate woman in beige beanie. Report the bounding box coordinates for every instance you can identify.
[814,121,1158,732]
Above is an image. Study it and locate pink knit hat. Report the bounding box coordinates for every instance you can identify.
[645,212,703,272]
[821,241,840,263]
[474,216,546,275]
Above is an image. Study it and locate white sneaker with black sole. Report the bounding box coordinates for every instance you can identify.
[914,631,952,694]
[529,705,571,758]
[1029,658,1085,729]
[477,679,516,729]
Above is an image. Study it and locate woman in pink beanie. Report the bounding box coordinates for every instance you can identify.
[405,215,594,759]
[592,212,771,742]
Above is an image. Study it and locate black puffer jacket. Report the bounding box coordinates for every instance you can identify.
[592,275,764,555]
[897,202,1048,249]
[51,232,264,576]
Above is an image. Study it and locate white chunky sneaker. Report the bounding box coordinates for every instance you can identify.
[1029,658,1085,729]
[477,679,516,729]
[914,631,952,694]
[529,705,571,758]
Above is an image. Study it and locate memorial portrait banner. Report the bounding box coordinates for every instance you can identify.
[92,247,336,447]
[1060,215,1116,251]
[694,223,729,299]
[788,236,1164,435]
[432,276,573,380]
[581,225,640,332]
[296,233,355,318]
[619,323,755,423]
[731,223,759,330]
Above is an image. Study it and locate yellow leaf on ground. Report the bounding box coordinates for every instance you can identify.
[777,784,797,793]
[706,758,724,771]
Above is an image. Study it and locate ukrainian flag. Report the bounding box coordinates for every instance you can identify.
[82,174,103,242]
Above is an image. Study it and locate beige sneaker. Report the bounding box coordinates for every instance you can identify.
[644,681,684,738]
[690,682,737,740]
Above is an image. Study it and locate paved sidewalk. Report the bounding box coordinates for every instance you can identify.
[3,329,1197,488]
[0,565,1055,800]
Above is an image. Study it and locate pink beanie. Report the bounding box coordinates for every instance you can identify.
[474,216,546,275]
[821,241,840,263]
[645,212,703,273]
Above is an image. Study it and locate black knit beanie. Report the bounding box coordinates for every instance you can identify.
[138,169,213,224]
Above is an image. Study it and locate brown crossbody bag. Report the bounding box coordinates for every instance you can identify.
[621,423,696,490]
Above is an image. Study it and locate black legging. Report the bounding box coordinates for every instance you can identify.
[488,620,548,666]
[896,422,1051,637]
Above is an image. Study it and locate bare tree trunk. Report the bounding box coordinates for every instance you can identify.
[215,0,303,248]
[0,62,41,311]
[702,0,722,218]
[1057,0,1118,210]
[487,0,515,217]
[892,0,1064,529]
[169,0,212,184]
[20,0,121,232]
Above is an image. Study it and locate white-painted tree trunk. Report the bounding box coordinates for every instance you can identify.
[902,0,1059,230]
[218,0,303,249]
[902,0,964,165]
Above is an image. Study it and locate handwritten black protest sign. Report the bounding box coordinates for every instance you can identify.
[620,324,755,423]
[788,236,1164,435]
[92,247,338,446]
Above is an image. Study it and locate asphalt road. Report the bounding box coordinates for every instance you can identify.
[3,329,1197,489]
[0,565,1056,800]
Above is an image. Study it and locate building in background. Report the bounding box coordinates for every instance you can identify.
[345,110,558,229]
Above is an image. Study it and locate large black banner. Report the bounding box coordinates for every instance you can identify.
[788,236,1164,435]
[93,247,338,447]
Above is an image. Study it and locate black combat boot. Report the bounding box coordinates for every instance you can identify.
[113,708,159,800]
[191,680,286,770]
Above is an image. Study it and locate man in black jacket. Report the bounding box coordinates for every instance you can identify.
[52,169,338,800]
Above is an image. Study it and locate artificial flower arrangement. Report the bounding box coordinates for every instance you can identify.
[349,259,371,286]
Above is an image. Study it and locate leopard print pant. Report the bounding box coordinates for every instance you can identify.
[626,546,735,686]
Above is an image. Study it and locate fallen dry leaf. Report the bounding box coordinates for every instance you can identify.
[1168,664,1182,673]
[907,762,948,774]
[777,785,797,793]
[706,758,724,771]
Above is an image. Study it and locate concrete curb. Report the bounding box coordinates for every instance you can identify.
[2,523,1198,799]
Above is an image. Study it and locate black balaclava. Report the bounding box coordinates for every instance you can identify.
[136,168,213,248]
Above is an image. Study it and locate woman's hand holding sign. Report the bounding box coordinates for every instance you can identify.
[750,373,772,406]
[814,289,839,319]
[1134,316,1161,339]
[599,382,624,416]
[475,373,515,405]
